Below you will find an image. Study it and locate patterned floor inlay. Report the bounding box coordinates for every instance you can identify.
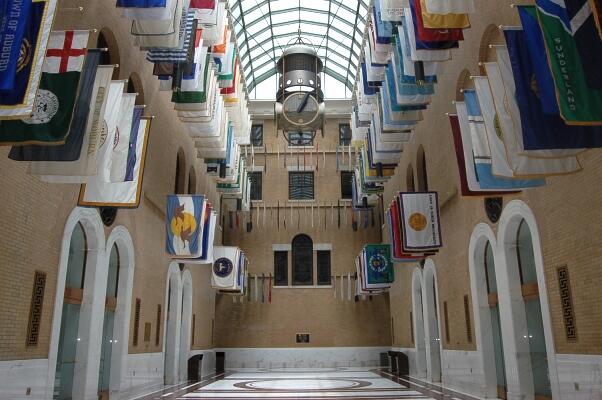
[132,368,482,400]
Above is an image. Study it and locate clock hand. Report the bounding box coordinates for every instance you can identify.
[297,92,311,113]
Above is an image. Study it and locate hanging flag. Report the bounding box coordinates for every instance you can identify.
[95,82,126,182]
[502,27,602,149]
[399,192,442,252]
[563,0,602,90]
[110,93,137,182]
[0,29,88,144]
[0,0,56,119]
[411,0,464,43]
[419,0,470,28]
[29,65,113,183]
[449,105,520,196]
[362,244,394,289]
[0,0,33,92]
[9,50,102,165]
[125,107,145,182]
[424,0,475,14]
[532,2,602,124]
[78,117,152,208]
[211,246,242,292]
[165,195,205,258]
[472,78,580,178]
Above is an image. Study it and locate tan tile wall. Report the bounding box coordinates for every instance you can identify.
[0,1,218,360]
[384,0,602,354]
[215,119,393,348]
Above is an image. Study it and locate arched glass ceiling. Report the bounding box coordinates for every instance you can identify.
[227,0,370,99]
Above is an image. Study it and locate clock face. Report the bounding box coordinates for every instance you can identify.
[282,92,320,127]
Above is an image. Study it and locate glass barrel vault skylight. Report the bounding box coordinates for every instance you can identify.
[227,0,370,99]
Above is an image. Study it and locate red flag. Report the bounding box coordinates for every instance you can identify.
[412,0,464,42]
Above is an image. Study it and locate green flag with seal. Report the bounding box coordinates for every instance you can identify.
[0,30,89,145]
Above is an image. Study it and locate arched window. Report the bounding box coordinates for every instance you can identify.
[292,234,313,286]
[98,244,119,395]
[406,164,415,192]
[55,222,87,399]
[174,149,187,194]
[127,72,145,106]
[484,242,507,398]
[188,167,197,195]
[515,220,551,398]
[417,146,429,192]
[96,28,120,79]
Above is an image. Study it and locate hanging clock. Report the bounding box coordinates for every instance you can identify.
[282,91,320,127]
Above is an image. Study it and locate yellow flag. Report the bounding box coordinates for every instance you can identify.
[420,0,470,29]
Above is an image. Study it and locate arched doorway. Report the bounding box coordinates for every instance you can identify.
[179,270,193,382]
[406,164,415,192]
[411,268,427,378]
[105,227,136,397]
[164,263,183,385]
[422,260,442,383]
[468,223,505,399]
[98,243,119,398]
[497,200,558,399]
[416,146,429,192]
[47,208,106,399]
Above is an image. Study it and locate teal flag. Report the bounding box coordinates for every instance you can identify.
[535,1,602,124]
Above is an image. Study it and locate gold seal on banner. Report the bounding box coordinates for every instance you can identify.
[408,213,428,231]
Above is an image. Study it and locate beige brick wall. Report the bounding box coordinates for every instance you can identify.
[215,119,392,348]
[0,1,217,361]
[385,0,602,355]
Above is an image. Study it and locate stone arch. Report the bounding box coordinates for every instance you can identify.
[468,223,500,398]
[496,200,559,399]
[163,262,183,385]
[406,164,415,192]
[411,267,427,378]
[416,146,429,192]
[175,148,187,194]
[188,166,197,195]
[46,207,107,399]
[179,269,194,382]
[96,28,120,79]
[104,226,136,397]
[127,72,145,106]
[455,68,473,102]
[422,259,442,382]
[478,24,504,75]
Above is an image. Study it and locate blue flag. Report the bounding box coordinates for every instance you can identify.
[564,0,602,90]
[116,0,166,6]
[0,0,32,92]
[125,106,144,181]
[0,0,42,106]
[513,10,602,149]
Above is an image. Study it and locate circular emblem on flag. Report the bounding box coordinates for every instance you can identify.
[22,90,59,125]
[493,114,503,140]
[213,258,233,278]
[113,127,120,149]
[368,253,388,273]
[99,120,109,148]
[17,39,32,73]
[408,213,428,231]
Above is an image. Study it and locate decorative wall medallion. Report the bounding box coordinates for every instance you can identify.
[484,197,503,223]
[99,207,118,226]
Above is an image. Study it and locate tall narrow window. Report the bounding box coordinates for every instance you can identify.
[174,149,186,194]
[188,167,197,195]
[340,171,354,200]
[251,124,263,147]
[289,172,314,200]
[274,251,288,286]
[339,123,351,146]
[292,235,313,286]
[417,146,429,191]
[249,171,263,201]
[406,164,415,192]
[443,301,450,343]
[317,251,331,286]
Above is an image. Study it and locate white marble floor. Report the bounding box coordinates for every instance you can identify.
[180,369,433,399]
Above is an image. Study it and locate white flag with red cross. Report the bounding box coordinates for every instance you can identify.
[42,30,89,74]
